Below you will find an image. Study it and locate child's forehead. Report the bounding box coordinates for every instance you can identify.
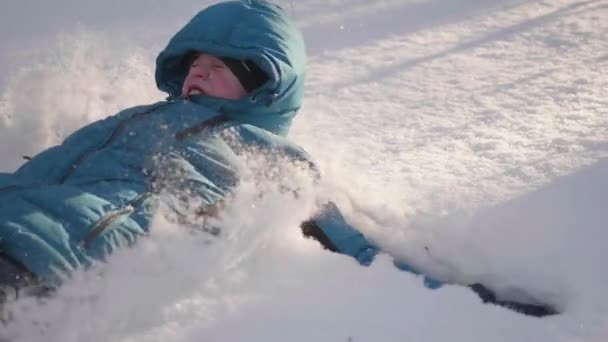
[193,52,218,59]
[191,52,224,63]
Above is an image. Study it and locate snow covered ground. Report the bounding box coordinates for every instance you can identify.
[1,0,607,340]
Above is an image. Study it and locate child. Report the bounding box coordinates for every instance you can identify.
[0,0,555,317]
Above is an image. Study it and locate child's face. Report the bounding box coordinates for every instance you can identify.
[181,53,247,100]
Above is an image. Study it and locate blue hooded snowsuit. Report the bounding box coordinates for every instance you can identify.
[0,1,559,317]
[0,0,380,287]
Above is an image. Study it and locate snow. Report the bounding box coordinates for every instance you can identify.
[1,0,607,340]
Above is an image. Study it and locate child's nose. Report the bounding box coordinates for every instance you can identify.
[191,64,211,79]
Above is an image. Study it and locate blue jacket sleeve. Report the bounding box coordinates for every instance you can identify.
[303,202,379,266]
[305,202,444,289]
[0,114,123,190]
[12,106,143,183]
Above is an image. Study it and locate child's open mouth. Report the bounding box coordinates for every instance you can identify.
[187,85,205,96]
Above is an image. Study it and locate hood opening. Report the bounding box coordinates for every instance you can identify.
[154,0,306,136]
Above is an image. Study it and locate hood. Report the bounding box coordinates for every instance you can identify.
[155,0,306,136]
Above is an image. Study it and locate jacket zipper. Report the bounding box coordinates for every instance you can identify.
[80,192,152,249]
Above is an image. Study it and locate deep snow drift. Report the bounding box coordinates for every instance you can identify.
[1,0,607,341]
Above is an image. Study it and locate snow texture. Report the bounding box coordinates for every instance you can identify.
[1,0,607,340]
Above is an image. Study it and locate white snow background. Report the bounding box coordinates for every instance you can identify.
[1,0,607,340]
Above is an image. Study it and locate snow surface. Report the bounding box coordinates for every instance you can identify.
[1,0,607,340]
